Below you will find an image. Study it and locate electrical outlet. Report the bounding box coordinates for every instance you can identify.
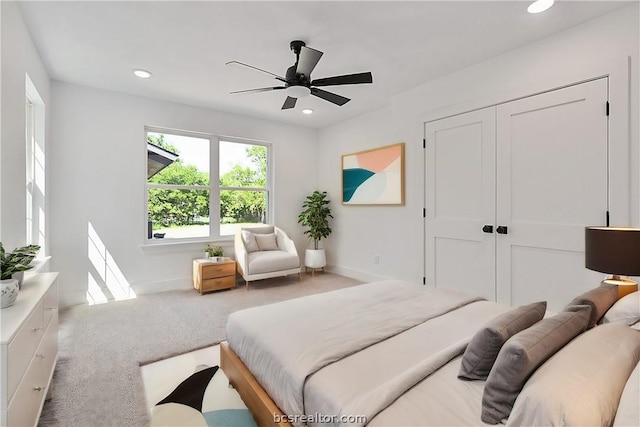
[374,255,380,264]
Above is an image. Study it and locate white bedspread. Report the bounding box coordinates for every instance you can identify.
[304,300,512,426]
[226,280,484,418]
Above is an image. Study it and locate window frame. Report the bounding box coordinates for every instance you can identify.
[143,127,272,245]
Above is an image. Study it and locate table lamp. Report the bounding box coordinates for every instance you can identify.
[585,226,640,298]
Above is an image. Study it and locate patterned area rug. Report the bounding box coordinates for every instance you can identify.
[141,345,257,427]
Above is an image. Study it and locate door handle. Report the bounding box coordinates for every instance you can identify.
[496,226,508,235]
[482,225,494,233]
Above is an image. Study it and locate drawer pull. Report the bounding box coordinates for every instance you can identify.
[36,353,46,359]
[34,386,43,391]
[32,327,43,332]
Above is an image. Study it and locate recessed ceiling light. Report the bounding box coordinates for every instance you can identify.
[527,0,554,14]
[302,109,314,115]
[133,69,152,79]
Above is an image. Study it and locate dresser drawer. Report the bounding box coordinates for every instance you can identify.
[201,262,235,279]
[43,281,58,327]
[7,302,44,401]
[6,314,56,427]
[201,275,236,292]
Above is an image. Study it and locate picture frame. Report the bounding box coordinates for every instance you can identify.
[341,143,405,205]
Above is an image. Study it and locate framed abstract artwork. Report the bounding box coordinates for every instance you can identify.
[342,143,405,205]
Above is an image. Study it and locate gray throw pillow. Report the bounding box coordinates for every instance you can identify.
[254,233,279,251]
[566,283,618,328]
[241,230,259,253]
[480,304,591,424]
[458,301,547,381]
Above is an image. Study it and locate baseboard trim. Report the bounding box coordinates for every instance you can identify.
[132,276,193,295]
[325,264,389,283]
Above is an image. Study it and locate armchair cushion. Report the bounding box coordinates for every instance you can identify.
[247,251,300,275]
[255,233,278,251]
[241,230,259,253]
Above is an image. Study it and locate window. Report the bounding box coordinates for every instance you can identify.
[25,74,46,250]
[145,129,270,242]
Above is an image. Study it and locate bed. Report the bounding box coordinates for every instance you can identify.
[221,280,640,427]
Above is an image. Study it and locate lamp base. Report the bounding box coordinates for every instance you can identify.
[602,276,638,299]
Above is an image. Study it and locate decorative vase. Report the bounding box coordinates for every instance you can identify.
[1,279,19,309]
[305,249,327,269]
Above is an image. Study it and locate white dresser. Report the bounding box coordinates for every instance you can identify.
[1,273,58,427]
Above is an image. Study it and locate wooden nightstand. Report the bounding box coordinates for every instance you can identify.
[193,259,236,294]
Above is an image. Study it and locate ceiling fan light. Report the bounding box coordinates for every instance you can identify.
[527,0,554,14]
[286,85,311,98]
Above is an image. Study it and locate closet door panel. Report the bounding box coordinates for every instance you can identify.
[496,78,608,311]
[425,108,496,301]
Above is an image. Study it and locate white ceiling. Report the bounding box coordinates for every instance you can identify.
[19,1,632,129]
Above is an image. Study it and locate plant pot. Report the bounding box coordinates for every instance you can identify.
[1,279,19,309]
[12,272,24,289]
[305,249,326,269]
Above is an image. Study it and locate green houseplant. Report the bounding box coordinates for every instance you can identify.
[205,244,224,260]
[1,243,40,281]
[1,243,40,308]
[298,191,333,271]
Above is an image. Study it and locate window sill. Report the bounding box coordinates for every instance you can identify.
[140,238,233,254]
[30,256,51,273]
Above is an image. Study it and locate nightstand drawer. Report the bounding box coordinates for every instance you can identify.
[201,262,235,279]
[201,275,236,292]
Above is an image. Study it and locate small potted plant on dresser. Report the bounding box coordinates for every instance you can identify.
[0,243,40,308]
[298,191,333,275]
[205,244,224,262]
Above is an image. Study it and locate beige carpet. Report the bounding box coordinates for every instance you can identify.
[39,273,363,427]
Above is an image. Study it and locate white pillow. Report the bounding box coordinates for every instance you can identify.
[614,360,640,426]
[600,291,640,326]
[254,233,278,251]
[507,323,640,427]
[241,230,259,253]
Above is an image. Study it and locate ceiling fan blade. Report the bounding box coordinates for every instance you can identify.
[311,88,350,106]
[226,61,286,82]
[281,96,297,110]
[230,86,285,95]
[311,72,373,87]
[296,46,323,78]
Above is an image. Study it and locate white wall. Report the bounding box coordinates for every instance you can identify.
[50,82,318,307]
[318,4,640,285]
[0,1,51,251]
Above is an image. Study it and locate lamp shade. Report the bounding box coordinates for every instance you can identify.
[585,227,640,275]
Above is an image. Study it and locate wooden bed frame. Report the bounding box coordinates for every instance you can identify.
[220,341,293,427]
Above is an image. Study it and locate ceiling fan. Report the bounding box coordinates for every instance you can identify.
[226,40,373,110]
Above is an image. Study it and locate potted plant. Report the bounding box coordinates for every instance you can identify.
[297,191,333,271]
[205,244,224,262]
[1,243,40,308]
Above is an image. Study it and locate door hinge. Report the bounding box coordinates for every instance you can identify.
[423,208,426,218]
[606,101,610,116]
[423,138,426,149]
[422,277,426,285]
[606,210,610,227]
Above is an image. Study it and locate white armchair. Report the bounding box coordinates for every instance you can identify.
[234,225,301,289]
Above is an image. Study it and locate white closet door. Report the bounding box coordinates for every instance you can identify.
[425,108,496,300]
[496,78,608,311]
